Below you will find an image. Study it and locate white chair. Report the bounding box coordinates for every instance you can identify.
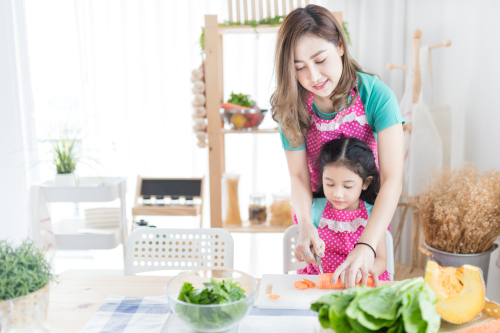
[283,225,307,274]
[125,228,234,275]
[283,225,395,281]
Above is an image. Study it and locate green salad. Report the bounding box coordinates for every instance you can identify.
[176,277,248,329]
[311,277,440,333]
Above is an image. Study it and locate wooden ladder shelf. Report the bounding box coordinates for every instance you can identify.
[204,0,342,232]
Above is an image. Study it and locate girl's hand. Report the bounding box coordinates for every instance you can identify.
[296,223,325,265]
[332,245,378,288]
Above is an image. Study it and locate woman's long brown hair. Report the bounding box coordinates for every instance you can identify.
[271,4,367,148]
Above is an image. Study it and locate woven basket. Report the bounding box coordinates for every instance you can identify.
[0,284,50,329]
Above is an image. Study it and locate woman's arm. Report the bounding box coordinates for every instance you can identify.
[372,232,388,278]
[333,123,404,287]
[285,149,325,265]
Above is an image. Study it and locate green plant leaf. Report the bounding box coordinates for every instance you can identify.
[0,239,55,301]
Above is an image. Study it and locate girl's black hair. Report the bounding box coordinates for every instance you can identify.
[313,138,380,205]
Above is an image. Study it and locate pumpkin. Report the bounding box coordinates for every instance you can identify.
[424,260,485,324]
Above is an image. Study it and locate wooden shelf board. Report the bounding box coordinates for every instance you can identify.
[218,25,281,34]
[223,221,289,233]
[132,204,201,217]
[220,128,279,134]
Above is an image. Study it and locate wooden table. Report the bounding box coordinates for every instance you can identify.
[47,276,177,333]
[47,275,395,333]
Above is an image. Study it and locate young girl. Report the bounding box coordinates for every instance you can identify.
[272,4,404,287]
[293,138,390,283]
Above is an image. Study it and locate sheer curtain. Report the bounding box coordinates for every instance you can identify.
[0,0,38,242]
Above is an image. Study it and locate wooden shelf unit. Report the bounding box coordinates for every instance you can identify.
[220,128,279,134]
[223,221,289,233]
[204,1,342,233]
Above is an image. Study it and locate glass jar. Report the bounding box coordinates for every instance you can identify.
[142,195,152,206]
[269,192,293,226]
[222,173,242,226]
[248,192,267,226]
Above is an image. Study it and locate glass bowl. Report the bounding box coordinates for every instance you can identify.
[166,269,258,332]
[220,108,268,130]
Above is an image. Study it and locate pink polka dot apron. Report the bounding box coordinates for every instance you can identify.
[292,87,379,225]
[305,88,379,192]
[297,199,390,281]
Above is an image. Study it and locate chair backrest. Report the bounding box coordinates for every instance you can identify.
[283,225,395,281]
[283,225,307,274]
[386,230,395,281]
[125,228,234,275]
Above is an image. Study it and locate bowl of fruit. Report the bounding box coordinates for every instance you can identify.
[220,92,267,130]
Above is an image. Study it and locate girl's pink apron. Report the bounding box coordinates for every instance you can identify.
[298,200,390,281]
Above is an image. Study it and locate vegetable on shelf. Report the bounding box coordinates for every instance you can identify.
[227,92,256,108]
[221,102,251,110]
[424,260,485,324]
[317,273,374,289]
[311,277,440,333]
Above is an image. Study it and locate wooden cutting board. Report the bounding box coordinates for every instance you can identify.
[256,274,341,310]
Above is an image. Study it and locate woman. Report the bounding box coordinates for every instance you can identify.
[271,4,404,287]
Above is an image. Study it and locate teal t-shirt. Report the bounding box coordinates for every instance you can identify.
[310,198,373,228]
[279,72,405,150]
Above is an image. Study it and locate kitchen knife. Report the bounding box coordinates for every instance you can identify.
[315,254,324,275]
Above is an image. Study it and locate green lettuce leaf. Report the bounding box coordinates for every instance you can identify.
[311,277,440,333]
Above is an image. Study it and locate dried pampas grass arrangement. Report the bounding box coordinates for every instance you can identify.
[418,164,500,254]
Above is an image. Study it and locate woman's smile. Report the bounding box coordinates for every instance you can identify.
[313,80,329,90]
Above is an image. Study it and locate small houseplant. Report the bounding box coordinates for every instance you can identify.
[35,120,101,185]
[0,239,55,332]
[52,129,78,185]
[417,165,500,281]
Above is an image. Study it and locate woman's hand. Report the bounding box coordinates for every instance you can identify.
[332,245,378,288]
[296,223,325,265]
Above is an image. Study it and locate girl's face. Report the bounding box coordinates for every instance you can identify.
[293,33,343,99]
[322,164,371,211]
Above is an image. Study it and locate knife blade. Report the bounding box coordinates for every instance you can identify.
[315,254,324,275]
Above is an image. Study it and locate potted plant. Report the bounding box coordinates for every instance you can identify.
[0,239,55,332]
[34,120,101,186]
[52,129,78,186]
[417,164,500,285]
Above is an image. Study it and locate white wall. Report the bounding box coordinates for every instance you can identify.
[404,0,500,304]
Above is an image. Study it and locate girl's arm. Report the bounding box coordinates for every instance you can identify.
[333,123,404,287]
[285,149,325,265]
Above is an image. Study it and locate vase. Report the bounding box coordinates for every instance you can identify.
[0,285,52,333]
[422,240,499,286]
[54,173,75,186]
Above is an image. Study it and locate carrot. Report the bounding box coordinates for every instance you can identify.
[317,273,375,289]
[302,278,316,287]
[268,294,281,300]
[457,318,500,333]
[221,102,251,110]
[294,281,309,290]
